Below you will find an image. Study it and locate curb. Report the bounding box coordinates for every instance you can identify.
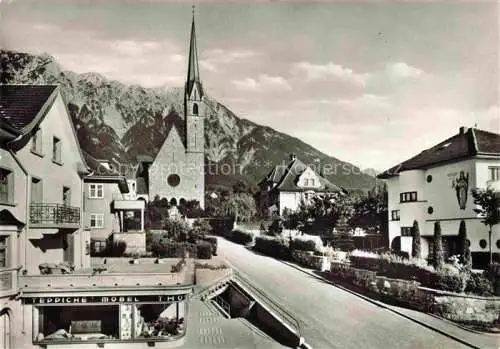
[279,260,485,349]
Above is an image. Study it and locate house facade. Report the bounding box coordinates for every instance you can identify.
[258,154,341,216]
[0,85,191,348]
[138,15,205,209]
[378,127,500,267]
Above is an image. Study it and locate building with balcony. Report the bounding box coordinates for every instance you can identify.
[83,152,147,255]
[258,154,341,216]
[378,126,500,268]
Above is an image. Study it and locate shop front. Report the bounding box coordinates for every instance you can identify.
[20,290,190,348]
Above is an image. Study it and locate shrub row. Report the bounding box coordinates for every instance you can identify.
[349,254,470,293]
[227,229,254,245]
[150,241,212,260]
[254,236,290,259]
[290,238,318,252]
[201,236,218,256]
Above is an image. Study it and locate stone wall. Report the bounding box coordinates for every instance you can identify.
[329,262,500,325]
[291,250,330,271]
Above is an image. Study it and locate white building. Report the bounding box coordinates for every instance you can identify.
[378,126,500,268]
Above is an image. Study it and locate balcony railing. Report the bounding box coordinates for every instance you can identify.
[30,203,80,228]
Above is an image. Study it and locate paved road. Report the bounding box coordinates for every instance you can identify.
[217,237,495,349]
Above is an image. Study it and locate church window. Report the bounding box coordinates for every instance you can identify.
[193,103,198,115]
[167,174,181,187]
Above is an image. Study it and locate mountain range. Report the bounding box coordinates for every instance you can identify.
[0,50,376,192]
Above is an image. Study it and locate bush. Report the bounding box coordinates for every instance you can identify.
[164,219,191,242]
[202,236,218,255]
[487,262,500,296]
[428,265,467,293]
[229,229,254,245]
[196,242,212,260]
[465,272,494,296]
[254,236,290,259]
[433,221,444,269]
[151,242,197,258]
[291,238,317,252]
[110,241,127,257]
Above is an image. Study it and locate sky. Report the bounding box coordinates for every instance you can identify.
[1,0,499,171]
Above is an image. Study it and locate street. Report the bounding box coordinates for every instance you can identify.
[217,237,494,349]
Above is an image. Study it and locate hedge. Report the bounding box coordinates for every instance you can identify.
[196,242,213,260]
[229,229,254,245]
[254,236,290,259]
[151,242,198,258]
[202,237,218,256]
[290,238,317,252]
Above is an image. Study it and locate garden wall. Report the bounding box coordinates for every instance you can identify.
[112,232,146,254]
[329,262,500,325]
[291,251,330,272]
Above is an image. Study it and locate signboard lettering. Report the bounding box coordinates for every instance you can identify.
[23,294,186,305]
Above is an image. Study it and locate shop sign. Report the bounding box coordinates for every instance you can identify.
[23,294,186,305]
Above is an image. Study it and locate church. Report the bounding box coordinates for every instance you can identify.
[137,12,206,209]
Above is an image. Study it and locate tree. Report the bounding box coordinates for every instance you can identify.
[411,220,421,258]
[457,220,468,261]
[433,221,444,269]
[472,188,500,265]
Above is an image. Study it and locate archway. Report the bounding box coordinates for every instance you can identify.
[0,308,11,349]
[169,198,178,206]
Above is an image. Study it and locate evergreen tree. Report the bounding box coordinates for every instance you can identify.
[457,220,468,262]
[433,221,444,269]
[411,220,421,258]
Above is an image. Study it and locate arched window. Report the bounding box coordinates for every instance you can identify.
[0,309,11,349]
[170,198,178,206]
[192,103,198,115]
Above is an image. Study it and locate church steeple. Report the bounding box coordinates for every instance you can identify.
[186,6,203,99]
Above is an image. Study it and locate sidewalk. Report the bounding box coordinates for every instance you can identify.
[280,259,500,349]
[181,297,288,349]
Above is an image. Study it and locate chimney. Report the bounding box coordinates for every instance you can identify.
[459,126,468,134]
[290,153,297,161]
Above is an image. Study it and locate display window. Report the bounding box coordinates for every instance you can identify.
[32,299,186,344]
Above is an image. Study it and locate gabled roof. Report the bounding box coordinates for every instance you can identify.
[0,85,58,134]
[378,127,500,179]
[164,112,186,147]
[82,151,129,193]
[136,176,148,195]
[264,157,340,193]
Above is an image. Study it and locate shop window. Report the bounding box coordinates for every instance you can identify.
[34,302,186,343]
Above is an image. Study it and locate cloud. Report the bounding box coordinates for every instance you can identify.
[384,62,426,80]
[110,40,162,57]
[291,61,368,86]
[232,74,292,92]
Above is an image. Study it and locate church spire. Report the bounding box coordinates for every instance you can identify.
[186,6,203,98]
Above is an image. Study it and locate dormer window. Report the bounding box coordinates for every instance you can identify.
[193,103,198,115]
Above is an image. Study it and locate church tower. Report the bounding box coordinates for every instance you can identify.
[185,8,205,154]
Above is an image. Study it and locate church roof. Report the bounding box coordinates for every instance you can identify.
[185,11,203,98]
[164,112,186,147]
[378,127,500,179]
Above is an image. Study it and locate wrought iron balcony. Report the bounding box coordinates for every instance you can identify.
[30,203,80,228]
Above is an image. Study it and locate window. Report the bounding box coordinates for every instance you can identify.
[0,236,8,268]
[92,240,107,255]
[426,175,433,183]
[167,174,180,187]
[303,179,308,186]
[30,178,42,204]
[89,184,104,199]
[31,128,43,155]
[400,227,412,237]
[0,169,12,203]
[62,187,71,206]
[310,179,315,187]
[52,137,61,163]
[391,210,400,221]
[489,166,500,181]
[400,191,418,203]
[479,239,487,249]
[427,206,434,214]
[192,103,198,115]
[90,214,104,229]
